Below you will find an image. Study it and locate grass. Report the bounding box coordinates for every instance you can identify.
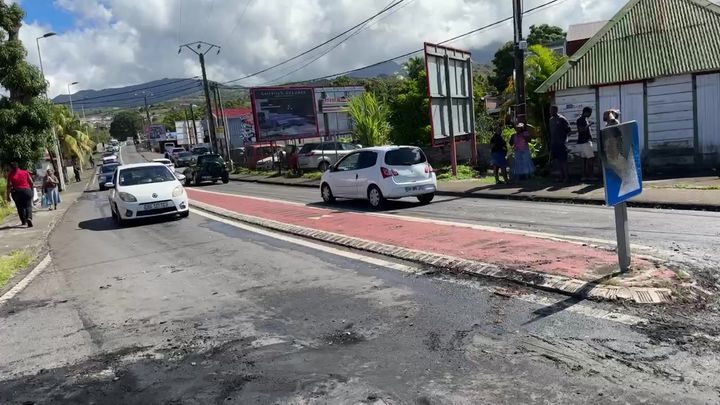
[671,184,720,190]
[301,172,323,181]
[435,164,493,182]
[0,250,32,289]
[0,178,13,224]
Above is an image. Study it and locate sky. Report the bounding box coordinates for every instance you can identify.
[15,0,632,98]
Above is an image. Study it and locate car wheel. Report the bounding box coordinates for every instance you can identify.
[180,210,190,218]
[222,172,229,184]
[367,185,385,209]
[417,193,435,204]
[321,183,335,203]
[318,161,330,172]
[184,175,192,187]
[194,175,201,186]
[99,185,105,191]
[113,205,125,227]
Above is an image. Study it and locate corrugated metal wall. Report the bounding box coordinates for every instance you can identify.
[696,73,720,156]
[647,75,694,149]
[620,83,645,153]
[555,87,596,154]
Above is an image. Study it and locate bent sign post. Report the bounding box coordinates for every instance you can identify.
[598,120,643,271]
[424,42,476,176]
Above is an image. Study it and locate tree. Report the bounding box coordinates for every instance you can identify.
[347,92,390,147]
[527,24,566,47]
[402,57,424,81]
[109,110,141,140]
[489,42,514,93]
[0,2,52,168]
[52,105,95,166]
[525,44,567,152]
[388,70,430,146]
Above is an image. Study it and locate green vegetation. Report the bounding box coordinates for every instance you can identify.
[109,110,142,140]
[53,105,96,167]
[347,92,390,147]
[436,164,485,181]
[0,250,31,288]
[302,172,323,181]
[0,2,53,168]
[0,178,12,223]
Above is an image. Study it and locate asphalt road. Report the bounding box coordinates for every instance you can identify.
[0,146,718,404]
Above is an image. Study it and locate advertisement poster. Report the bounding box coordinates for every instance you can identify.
[599,121,643,206]
[251,87,318,141]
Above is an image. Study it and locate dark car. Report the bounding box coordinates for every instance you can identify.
[175,151,194,168]
[98,162,120,191]
[191,146,211,155]
[184,154,230,186]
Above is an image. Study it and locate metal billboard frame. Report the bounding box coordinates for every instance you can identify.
[424,42,477,174]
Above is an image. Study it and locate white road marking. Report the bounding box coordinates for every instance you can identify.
[192,208,647,326]
[0,254,52,307]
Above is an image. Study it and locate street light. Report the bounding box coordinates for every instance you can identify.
[35,32,66,191]
[68,81,79,115]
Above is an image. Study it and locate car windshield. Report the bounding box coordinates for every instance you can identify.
[192,147,209,154]
[299,143,318,154]
[102,152,115,157]
[119,166,175,186]
[101,164,118,173]
[178,152,192,158]
[198,156,224,165]
[384,147,427,165]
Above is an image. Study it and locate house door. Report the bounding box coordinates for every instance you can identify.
[697,73,720,156]
[620,82,645,153]
[598,85,620,133]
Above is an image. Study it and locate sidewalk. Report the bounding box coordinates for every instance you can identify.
[229,172,720,211]
[0,169,94,295]
[187,188,680,304]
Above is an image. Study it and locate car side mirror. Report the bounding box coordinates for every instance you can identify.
[176,174,186,181]
[104,182,115,189]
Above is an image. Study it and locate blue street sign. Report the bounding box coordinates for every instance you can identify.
[599,121,643,206]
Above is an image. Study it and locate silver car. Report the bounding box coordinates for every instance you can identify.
[297,141,361,172]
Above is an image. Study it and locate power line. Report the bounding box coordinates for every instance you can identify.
[262,0,417,85]
[59,77,199,104]
[281,0,564,84]
[222,0,407,84]
[229,0,254,35]
[61,82,203,106]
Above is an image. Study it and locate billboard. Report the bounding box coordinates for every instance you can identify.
[424,42,474,147]
[314,86,365,139]
[145,124,167,140]
[599,121,643,206]
[251,87,319,141]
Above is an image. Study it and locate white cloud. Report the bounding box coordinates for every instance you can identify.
[20,0,630,99]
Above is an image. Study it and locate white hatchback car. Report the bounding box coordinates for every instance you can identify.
[320,146,437,208]
[105,162,189,226]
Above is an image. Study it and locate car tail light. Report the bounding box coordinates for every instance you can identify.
[425,164,435,173]
[381,167,398,178]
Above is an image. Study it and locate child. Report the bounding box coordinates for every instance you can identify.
[490,126,509,184]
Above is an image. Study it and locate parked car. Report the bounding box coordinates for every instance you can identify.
[184,154,230,186]
[102,155,118,165]
[153,158,175,173]
[105,162,189,226]
[98,162,120,191]
[320,146,436,208]
[191,145,211,155]
[166,147,186,162]
[243,144,281,169]
[175,151,195,168]
[298,141,360,172]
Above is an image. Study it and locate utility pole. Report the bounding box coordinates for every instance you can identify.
[215,84,233,164]
[178,41,221,153]
[35,32,65,191]
[188,104,199,146]
[135,91,152,124]
[513,0,527,125]
[183,108,192,147]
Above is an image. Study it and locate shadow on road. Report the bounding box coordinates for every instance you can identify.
[0,224,23,231]
[78,215,184,231]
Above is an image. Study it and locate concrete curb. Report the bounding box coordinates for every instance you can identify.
[190,199,674,304]
[228,176,720,212]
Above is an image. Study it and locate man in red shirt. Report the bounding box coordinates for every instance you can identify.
[6,162,34,227]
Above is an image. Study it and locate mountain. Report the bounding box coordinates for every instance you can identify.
[52,78,204,110]
[346,60,403,78]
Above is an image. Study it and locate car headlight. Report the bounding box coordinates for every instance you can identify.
[172,185,184,197]
[118,192,137,202]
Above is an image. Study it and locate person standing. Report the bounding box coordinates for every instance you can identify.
[490,126,509,184]
[6,162,34,227]
[511,123,535,180]
[73,163,81,183]
[549,106,571,183]
[43,168,60,211]
[576,107,596,181]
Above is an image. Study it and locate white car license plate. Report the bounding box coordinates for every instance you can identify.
[405,186,421,192]
[143,201,172,211]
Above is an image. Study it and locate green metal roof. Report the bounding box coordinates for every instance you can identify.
[537,0,720,93]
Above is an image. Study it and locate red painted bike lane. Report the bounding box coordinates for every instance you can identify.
[188,189,675,285]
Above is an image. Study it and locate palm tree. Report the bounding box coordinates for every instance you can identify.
[52,105,95,168]
[348,92,390,147]
[402,57,425,81]
[525,44,566,149]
